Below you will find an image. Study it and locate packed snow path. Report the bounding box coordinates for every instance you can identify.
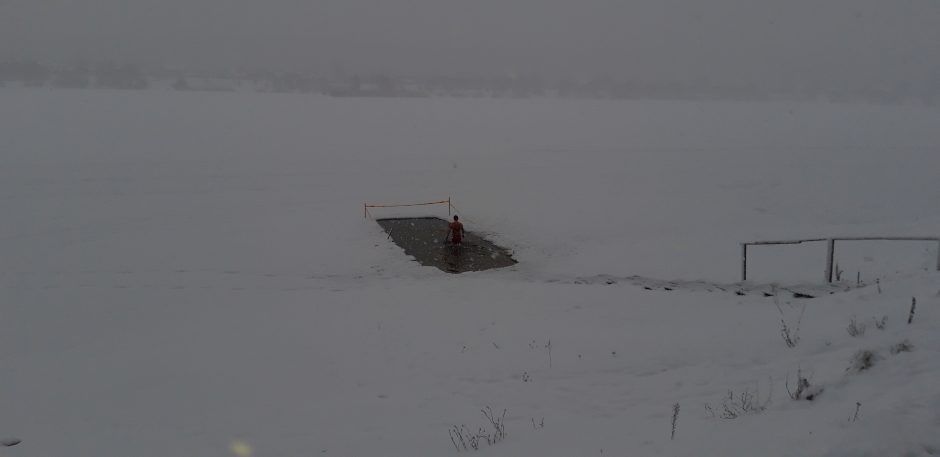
[2,267,868,300]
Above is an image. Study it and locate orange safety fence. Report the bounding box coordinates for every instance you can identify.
[364,198,451,219]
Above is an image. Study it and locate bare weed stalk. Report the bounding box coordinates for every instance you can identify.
[774,293,805,348]
[846,316,866,337]
[786,367,822,401]
[448,407,507,452]
[707,381,772,419]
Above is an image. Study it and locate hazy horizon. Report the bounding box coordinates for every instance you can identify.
[2,0,939,85]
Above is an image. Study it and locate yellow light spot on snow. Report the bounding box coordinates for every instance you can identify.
[230,440,253,457]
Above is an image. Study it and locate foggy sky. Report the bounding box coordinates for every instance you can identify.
[2,0,938,82]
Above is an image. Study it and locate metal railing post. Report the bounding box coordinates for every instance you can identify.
[936,240,940,271]
[741,243,748,281]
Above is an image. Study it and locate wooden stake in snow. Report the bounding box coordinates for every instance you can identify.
[670,403,680,440]
[908,297,916,324]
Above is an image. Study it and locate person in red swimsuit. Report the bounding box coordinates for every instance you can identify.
[445,215,465,248]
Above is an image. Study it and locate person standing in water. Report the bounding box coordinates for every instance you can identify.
[444,215,465,251]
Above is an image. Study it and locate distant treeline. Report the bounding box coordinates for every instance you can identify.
[2,59,937,105]
[0,60,147,90]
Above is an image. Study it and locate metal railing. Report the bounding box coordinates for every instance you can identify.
[741,237,940,282]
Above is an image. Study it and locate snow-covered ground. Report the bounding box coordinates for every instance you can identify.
[1,88,938,456]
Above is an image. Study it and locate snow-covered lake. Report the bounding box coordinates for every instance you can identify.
[1,89,938,457]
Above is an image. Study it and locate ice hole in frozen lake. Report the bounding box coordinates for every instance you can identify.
[376,217,517,274]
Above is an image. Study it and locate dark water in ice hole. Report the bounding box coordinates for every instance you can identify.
[376,217,517,273]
